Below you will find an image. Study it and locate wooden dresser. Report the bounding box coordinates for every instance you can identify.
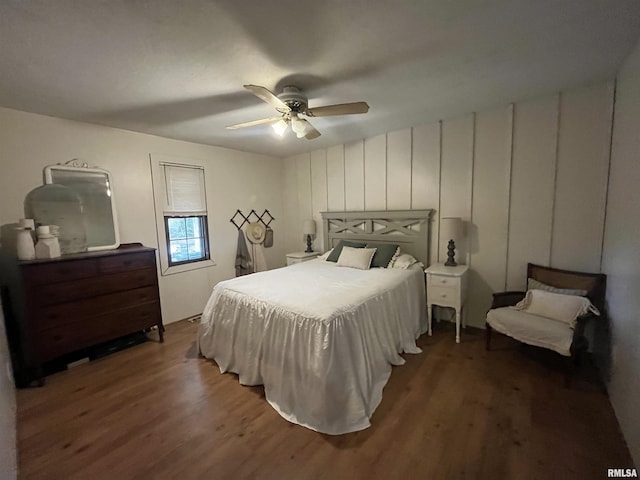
[3,243,163,386]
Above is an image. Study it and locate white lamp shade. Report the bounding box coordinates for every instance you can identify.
[440,217,463,242]
[303,219,316,235]
[272,119,288,136]
[291,116,309,138]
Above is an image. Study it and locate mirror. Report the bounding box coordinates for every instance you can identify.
[44,165,120,251]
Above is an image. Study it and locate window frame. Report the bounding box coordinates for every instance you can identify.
[164,215,210,267]
[150,154,216,276]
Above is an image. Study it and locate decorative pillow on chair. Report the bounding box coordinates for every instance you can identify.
[336,246,377,270]
[326,240,366,262]
[515,289,600,327]
[527,278,588,297]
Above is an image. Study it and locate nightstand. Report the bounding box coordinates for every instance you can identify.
[425,263,469,343]
[286,251,320,266]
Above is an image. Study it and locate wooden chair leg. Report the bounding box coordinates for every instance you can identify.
[485,323,492,351]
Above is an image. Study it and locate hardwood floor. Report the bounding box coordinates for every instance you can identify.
[17,320,633,479]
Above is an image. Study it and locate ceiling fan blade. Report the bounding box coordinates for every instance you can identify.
[244,85,291,113]
[303,120,321,140]
[226,116,282,130]
[305,101,369,117]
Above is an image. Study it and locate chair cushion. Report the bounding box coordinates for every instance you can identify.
[486,307,573,356]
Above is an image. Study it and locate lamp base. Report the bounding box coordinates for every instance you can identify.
[305,234,313,253]
[445,239,457,267]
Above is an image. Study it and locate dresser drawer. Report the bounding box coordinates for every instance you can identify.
[428,285,460,308]
[33,268,158,307]
[428,275,461,288]
[31,286,159,331]
[22,259,98,286]
[34,301,161,362]
[98,251,155,274]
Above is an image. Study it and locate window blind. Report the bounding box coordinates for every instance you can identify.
[163,164,206,216]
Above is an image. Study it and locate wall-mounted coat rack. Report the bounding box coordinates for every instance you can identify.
[230,209,275,230]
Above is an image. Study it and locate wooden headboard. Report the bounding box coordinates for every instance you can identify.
[320,210,434,267]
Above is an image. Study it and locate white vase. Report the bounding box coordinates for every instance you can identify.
[35,237,61,259]
[16,228,36,260]
[35,226,61,259]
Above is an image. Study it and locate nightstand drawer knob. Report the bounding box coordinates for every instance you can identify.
[440,293,447,298]
[441,279,447,284]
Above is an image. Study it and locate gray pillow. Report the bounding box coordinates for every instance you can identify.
[527,278,588,297]
[326,240,366,262]
[366,243,400,268]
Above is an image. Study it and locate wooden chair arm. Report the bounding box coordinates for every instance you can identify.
[491,291,526,309]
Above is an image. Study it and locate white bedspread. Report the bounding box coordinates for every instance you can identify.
[197,259,427,435]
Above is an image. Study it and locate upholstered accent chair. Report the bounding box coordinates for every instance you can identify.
[485,263,606,386]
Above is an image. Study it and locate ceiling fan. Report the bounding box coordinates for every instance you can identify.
[226,85,369,140]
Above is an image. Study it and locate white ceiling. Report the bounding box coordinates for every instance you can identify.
[1,0,639,158]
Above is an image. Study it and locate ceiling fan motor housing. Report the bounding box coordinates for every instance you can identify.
[277,86,308,113]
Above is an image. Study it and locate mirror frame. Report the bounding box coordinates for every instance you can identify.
[43,164,121,252]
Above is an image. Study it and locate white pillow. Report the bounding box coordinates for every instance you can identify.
[318,248,333,260]
[390,253,419,269]
[336,246,377,270]
[515,289,600,327]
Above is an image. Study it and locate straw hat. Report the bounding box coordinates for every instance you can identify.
[245,222,266,244]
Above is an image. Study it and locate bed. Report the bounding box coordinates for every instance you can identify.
[197,210,434,435]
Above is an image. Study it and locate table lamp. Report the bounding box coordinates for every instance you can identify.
[303,219,316,253]
[440,217,463,266]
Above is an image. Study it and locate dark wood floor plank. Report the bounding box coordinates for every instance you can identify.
[17,320,633,480]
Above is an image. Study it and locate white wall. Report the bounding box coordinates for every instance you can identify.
[282,81,614,328]
[602,38,640,466]
[0,107,286,324]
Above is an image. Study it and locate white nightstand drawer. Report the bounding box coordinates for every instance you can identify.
[428,285,459,308]
[428,275,461,288]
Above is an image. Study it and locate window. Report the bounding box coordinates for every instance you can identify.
[165,216,209,266]
[161,163,210,267]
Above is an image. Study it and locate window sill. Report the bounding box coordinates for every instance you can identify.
[161,258,216,276]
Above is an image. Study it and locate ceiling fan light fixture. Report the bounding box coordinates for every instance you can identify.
[291,116,309,137]
[237,84,368,141]
[272,118,288,136]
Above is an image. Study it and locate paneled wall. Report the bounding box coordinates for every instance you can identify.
[282,81,613,328]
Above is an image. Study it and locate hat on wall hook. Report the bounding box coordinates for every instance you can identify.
[245,222,266,244]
